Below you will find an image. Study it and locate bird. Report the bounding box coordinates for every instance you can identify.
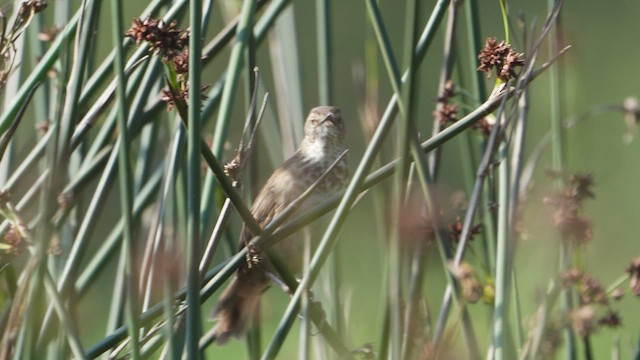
[211,105,349,345]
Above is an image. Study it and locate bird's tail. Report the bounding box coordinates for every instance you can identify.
[211,270,269,345]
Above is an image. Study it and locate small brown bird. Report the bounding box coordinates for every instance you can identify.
[211,106,348,344]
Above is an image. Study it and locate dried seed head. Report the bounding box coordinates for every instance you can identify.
[437,80,457,103]
[126,17,189,60]
[448,216,482,242]
[560,269,608,305]
[544,172,595,245]
[160,84,209,111]
[473,117,494,137]
[3,225,24,253]
[571,305,595,338]
[598,311,622,328]
[434,103,458,126]
[171,49,189,75]
[477,37,524,81]
[448,261,483,303]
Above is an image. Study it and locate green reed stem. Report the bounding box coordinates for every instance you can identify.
[185,0,204,357]
[111,0,140,357]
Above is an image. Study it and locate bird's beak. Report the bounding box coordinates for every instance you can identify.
[320,114,335,125]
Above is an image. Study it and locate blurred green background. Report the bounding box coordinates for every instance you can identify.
[189,1,640,358]
[4,0,637,358]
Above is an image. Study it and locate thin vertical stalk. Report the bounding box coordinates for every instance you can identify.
[110,0,139,357]
[316,0,332,105]
[512,271,524,348]
[510,88,529,351]
[27,9,50,130]
[160,126,186,360]
[0,8,23,185]
[546,7,564,174]
[186,0,204,358]
[57,0,99,161]
[316,0,342,344]
[433,90,510,346]
[201,0,258,228]
[105,244,126,351]
[140,127,183,312]
[389,0,421,356]
[298,234,311,360]
[266,1,303,156]
[492,140,514,360]
[364,0,405,115]
[546,1,575,358]
[242,22,261,360]
[133,108,160,194]
[428,0,459,180]
[364,3,407,356]
[499,0,510,43]
[464,0,486,103]
[452,61,479,195]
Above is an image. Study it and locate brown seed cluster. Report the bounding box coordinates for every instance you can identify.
[477,37,524,81]
[537,323,563,358]
[433,80,494,137]
[472,117,494,137]
[125,17,189,61]
[448,216,482,243]
[0,191,28,260]
[2,225,25,256]
[125,17,209,111]
[543,173,594,244]
[561,269,608,305]
[598,310,622,328]
[159,84,209,112]
[570,305,621,338]
[171,49,190,75]
[561,269,623,337]
[571,305,595,338]
[448,261,484,303]
[433,80,458,126]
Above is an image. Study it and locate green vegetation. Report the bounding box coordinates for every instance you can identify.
[0,0,638,359]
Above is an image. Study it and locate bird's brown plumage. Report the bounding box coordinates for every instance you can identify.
[211,106,348,344]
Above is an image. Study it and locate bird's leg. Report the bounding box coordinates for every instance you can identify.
[264,271,292,294]
[245,243,262,269]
